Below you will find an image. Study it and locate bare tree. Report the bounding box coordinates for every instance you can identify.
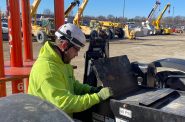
[97,16,106,21]
[43,9,53,15]
[107,14,115,21]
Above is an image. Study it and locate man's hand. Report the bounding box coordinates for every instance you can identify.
[97,87,113,101]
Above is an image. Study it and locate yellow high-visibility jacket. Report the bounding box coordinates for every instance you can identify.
[28,41,100,116]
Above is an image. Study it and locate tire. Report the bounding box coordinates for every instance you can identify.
[36,31,47,44]
[118,28,124,39]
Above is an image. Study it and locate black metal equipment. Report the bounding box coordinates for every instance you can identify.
[131,58,185,90]
[83,30,109,87]
[78,56,185,122]
[89,55,185,122]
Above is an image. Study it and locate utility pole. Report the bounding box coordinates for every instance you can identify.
[123,0,125,19]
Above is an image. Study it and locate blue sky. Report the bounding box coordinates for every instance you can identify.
[0,0,184,18]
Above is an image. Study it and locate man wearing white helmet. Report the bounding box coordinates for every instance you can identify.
[28,23,113,117]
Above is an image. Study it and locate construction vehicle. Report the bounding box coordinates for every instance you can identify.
[73,0,95,39]
[65,0,80,19]
[73,0,88,27]
[30,0,55,43]
[152,3,173,35]
[98,21,125,39]
[64,0,80,23]
[124,24,136,39]
[30,0,80,44]
[142,0,161,34]
[73,0,109,40]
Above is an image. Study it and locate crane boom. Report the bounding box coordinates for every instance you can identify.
[73,0,89,27]
[153,3,170,30]
[65,0,80,18]
[30,0,41,17]
[147,0,160,21]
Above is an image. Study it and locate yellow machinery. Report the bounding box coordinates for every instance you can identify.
[98,21,124,39]
[31,0,80,43]
[73,0,106,38]
[73,0,91,38]
[142,0,160,32]
[124,24,136,40]
[30,0,55,43]
[152,3,173,35]
[73,0,88,27]
[65,0,80,18]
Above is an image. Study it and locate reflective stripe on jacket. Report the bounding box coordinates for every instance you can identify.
[28,41,100,116]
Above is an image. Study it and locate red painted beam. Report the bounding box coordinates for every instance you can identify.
[8,0,24,94]
[21,0,33,61]
[0,13,6,97]
[54,0,64,30]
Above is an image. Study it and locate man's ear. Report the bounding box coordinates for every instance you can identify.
[59,41,68,51]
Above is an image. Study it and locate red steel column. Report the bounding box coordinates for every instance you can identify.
[0,13,6,97]
[54,0,64,30]
[21,0,33,61]
[8,0,24,93]
[21,0,33,92]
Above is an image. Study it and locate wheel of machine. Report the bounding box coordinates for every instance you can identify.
[110,29,115,39]
[104,41,109,58]
[118,28,124,39]
[36,30,47,44]
[106,29,113,40]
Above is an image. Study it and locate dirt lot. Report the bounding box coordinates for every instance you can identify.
[2,33,185,82]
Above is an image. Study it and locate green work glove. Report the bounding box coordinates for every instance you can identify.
[97,87,113,101]
[90,86,103,93]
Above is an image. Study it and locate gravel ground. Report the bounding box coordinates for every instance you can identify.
[2,33,185,82]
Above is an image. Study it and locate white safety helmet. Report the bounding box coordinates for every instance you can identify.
[55,23,86,48]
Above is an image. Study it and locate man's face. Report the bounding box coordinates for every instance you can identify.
[63,46,80,64]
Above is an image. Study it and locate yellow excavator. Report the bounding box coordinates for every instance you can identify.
[152,3,173,35]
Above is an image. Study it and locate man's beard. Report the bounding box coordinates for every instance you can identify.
[63,53,71,64]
